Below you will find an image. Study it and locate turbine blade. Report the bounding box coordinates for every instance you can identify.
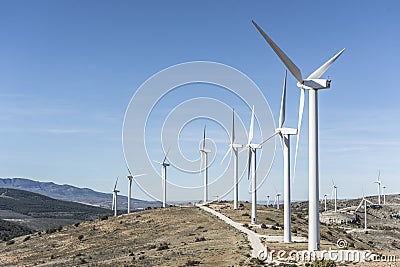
[247,148,252,180]
[133,173,146,179]
[203,125,206,150]
[355,199,363,212]
[293,88,305,183]
[162,148,170,164]
[126,163,132,176]
[114,177,119,191]
[260,131,279,146]
[307,48,345,79]
[220,148,231,165]
[199,152,203,176]
[252,20,303,83]
[248,105,255,144]
[232,108,235,144]
[279,70,287,128]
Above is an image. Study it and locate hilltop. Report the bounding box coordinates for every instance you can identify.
[0,178,160,209]
[0,206,251,266]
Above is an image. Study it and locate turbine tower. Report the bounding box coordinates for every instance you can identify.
[374,170,382,205]
[155,150,170,208]
[274,193,281,210]
[355,195,373,230]
[331,180,338,213]
[200,126,211,203]
[221,109,243,209]
[266,195,270,207]
[382,186,386,205]
[112,177,119,217]
[252,20,345,251]
[323,194,328,212]
[246,106,262,224]
[126,166,146,214]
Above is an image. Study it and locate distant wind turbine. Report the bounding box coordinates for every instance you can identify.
[246,106,262,224]
[200,126,211,203]
[323,194,328,212]
[112,177,119,217]
[126,166,146,214]
[154,150,170,208]
[331,179,338,212]
[355,194,373,230]
[266,195,270,207]
[252,20,345,251]
[382,185,387,205]
[374,170,382,205]
[221,108,243,209]
[274,193,281,210]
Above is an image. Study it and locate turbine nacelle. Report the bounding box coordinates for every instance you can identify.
[200,148,211,153]
[298,79,331,90]
[127,175,133,180]
[229,144,243,149]
[246,143,261,149]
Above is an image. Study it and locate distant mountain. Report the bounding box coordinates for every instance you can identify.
[0,178,161,210]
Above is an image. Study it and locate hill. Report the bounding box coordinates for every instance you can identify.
[0,178,161,210]
[0,206,251,266]
[0,188,112,231]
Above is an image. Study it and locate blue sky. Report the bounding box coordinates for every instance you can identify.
[0,1,399,202]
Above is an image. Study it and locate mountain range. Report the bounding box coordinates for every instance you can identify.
[0,178,160,210]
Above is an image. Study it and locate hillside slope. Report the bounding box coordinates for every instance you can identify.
[0,188,112,231]
[0,206,251,267]
[0,178,160,210]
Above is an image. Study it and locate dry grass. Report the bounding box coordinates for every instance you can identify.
[0,206,251,266]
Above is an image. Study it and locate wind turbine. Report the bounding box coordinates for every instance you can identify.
[266,195,270,207]
[274,193,281,210]
[262,70,297,242]
[126,166,146,214]
[382,185,387,205]
[154,150,170,208]
[322,194,328,212]
[355,195,373,230]
[246,106,262,224]
[112,177,119,217]
[374,170,382,205]
[331,180,338,212]
[221,109,243,209]
[252,20,345,251]
[200,126,211,203]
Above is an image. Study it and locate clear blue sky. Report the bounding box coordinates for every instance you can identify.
[0,1,399,202]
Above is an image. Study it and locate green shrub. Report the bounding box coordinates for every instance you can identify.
[22,236,30,242]
[78,234,84,241]
[6,240,15,245]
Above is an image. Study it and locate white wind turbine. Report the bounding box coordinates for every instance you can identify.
[126,166,146,214]
[246,106,262,224]
[221,109,243,209]
[323,194,328,212]
[261,70,297,242]
[331,179,338,213]
[355,194,373,231]
[374,170,382,205]
[200,126,211,203]
[112,177,119,217]
[154,150,170,208]
[274,192,281,210]
[382,186,387,205]
[266,195,270,207]
[252,20,345,251]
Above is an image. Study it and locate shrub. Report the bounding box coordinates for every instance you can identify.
[195,236,206,242]
[57,225,63,232]
[261,223,267,229]
[74,222,80,227]
[100,215,108,221]
[156,242,169,250]
[186,259,201,266]
[22,236,30,242]
[6,240,15,245]
[78,234,84,241]
[242,212,250,217]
